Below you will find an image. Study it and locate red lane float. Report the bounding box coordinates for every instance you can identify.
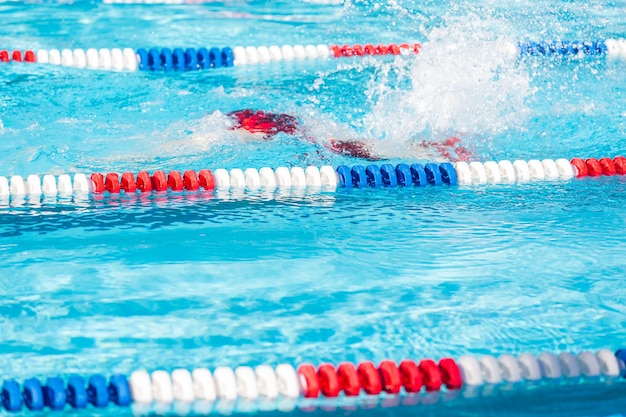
[121,172,136,192]
[292,357,462,399]
[399,360,423,393]
[198,169,215,190]
[98,170,216,193]
[586,158,603,176]
[352,44,364,56]
[90,173,105,193]
[439,358,462,390]
[614,156,626,174]
[337,363,360,396]
[151,170,167,191]
[418,359,442,392]
[357,361,382,395]
[167,170,184,191]
[297,364,320,398]
[340,45,353,57]
[599,157,616,176]
[329,43,421,58]
[378,360,402,394]
[388,44,401,55]
[105,172,120,193]
[0,50,35,63]
[183,170,199,190]
[571,156,626,178]
[136,171,152,192]
[318,364,341,398]
[570,158,588,177]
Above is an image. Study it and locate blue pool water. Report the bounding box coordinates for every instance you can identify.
[1,0,626,415]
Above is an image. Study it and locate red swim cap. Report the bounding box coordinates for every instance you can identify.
[228,109,299,137]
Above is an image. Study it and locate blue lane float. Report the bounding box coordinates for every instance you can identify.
[438,162,457,185]
[335,165,351,187]
[380,164,398,187]
[0,375,131,412]
[136,47,234,71]
[409,163,426,187]
[395,163,412,186]
[351,165,367,187]
[424,163,442,186]
[518,40,608,56]
[366,165,382,187]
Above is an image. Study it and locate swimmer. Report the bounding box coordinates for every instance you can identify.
[226,109,472,161]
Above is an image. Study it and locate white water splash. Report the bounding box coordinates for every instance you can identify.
[361,15,532,147]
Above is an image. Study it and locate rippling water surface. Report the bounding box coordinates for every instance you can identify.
[1,0,626,416]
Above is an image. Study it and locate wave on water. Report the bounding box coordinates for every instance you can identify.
[112,15,535,165]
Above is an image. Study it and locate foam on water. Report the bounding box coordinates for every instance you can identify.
[75,110,246,170]
[159,110,239,152]
[361,15,533,154]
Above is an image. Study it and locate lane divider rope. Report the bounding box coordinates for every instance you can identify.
[1,348,624,412]
[1,39,625,72]
[0,43,420,72]
[0,157,624,200]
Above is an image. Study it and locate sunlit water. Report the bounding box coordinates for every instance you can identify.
[0,0,626,416]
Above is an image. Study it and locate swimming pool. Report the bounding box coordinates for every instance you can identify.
[1,0,626,415]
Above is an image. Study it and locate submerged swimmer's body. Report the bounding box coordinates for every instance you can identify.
[225,109,472,162]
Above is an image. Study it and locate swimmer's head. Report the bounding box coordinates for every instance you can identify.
[227,109,299,139]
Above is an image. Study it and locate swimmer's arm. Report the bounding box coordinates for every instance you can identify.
[326,137,472,162]
[325,139,381,160]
